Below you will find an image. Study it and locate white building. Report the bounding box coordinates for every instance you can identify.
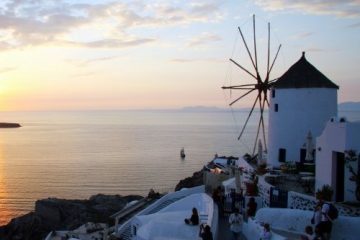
[268,52,338,167]
[316,118,360,202]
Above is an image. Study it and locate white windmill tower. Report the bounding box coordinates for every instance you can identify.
[267,52,339,167]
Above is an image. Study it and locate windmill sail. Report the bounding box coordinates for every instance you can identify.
[222,15,281,156]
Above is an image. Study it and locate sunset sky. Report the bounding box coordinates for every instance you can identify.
[0,0,359,111]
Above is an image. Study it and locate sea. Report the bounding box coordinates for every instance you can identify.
[0,109,359,226]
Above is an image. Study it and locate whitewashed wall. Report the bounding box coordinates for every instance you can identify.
[268,88,337,167]
[316,120,360,202]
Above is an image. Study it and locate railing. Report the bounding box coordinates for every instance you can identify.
[258,176,272,207]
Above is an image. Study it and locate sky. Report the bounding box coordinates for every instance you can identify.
[0,0,359,111]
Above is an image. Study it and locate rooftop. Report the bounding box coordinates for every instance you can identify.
[273,52,339,89]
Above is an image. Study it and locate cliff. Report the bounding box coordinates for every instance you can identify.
[0,169,204,240]
[175,169,204,191]
[0,194,142,240]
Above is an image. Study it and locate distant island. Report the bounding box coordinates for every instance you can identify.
[0,122,21,128]
[338,102,360,111]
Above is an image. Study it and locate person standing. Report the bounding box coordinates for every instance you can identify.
[246,197,257,219]
[230,189,236,212]
[317,202,332,240]
[229,208,243,240]
[312,202,322,226]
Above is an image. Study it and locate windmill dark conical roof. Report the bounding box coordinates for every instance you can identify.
[273,52,339,89]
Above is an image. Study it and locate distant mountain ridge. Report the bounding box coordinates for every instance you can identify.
[180,106,227,112]
[181,102,360,112]
[339,102,360,111]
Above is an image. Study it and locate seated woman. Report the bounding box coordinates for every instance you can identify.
[184,207,199,225]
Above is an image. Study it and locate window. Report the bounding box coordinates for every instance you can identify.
[275,104,278,112]
[279,148,286,162]
[272,89,276,98]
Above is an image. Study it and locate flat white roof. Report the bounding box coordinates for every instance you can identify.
[133,193,213,240]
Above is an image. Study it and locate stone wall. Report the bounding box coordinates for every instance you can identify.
[333,203,360,217]
[258,177,272,208]
[288,191,317,211]
[288,190,360,216]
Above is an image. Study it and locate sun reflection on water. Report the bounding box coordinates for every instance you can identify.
[0,142,12,226]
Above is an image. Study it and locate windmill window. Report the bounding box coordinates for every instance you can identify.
[272,89,276,98]
[279,148,286,162]
[275,104,279,112]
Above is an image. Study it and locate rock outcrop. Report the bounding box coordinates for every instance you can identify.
[175,169,204,191]
[0,194,142,240]
[0,122,21,128]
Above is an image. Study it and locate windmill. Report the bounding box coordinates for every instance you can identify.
[222,15,281,156]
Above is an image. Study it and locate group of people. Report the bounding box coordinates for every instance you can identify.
[184,186,337,240]
[301,199,336,240]
[212,186,258,218]
[212,186,260,240]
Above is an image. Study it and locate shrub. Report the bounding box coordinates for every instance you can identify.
[316,184,333,201]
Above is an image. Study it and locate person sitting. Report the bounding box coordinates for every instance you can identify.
[184,207,199,225]
[199,224,213,240]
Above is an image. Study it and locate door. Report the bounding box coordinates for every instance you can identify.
[279,148,286,163]
[300,148,306,163]
[270,187,288,208]
[335,152,345,202]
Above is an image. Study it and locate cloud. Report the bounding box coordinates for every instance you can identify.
[171,58,223,63]
[254,0,360,18]
[187,32,222,47]
[0,0,224,51]
[79,38,156,48]
[305,47,326,52]
[0,67,16,74]
[66,56,120,68]
[347,22,360,28]
[70,71,97,78]
[291,31,315,40]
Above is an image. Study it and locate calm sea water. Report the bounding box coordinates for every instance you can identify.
[0,110,359,225]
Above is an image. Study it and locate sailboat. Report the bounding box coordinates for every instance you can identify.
[180,148,186,159]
